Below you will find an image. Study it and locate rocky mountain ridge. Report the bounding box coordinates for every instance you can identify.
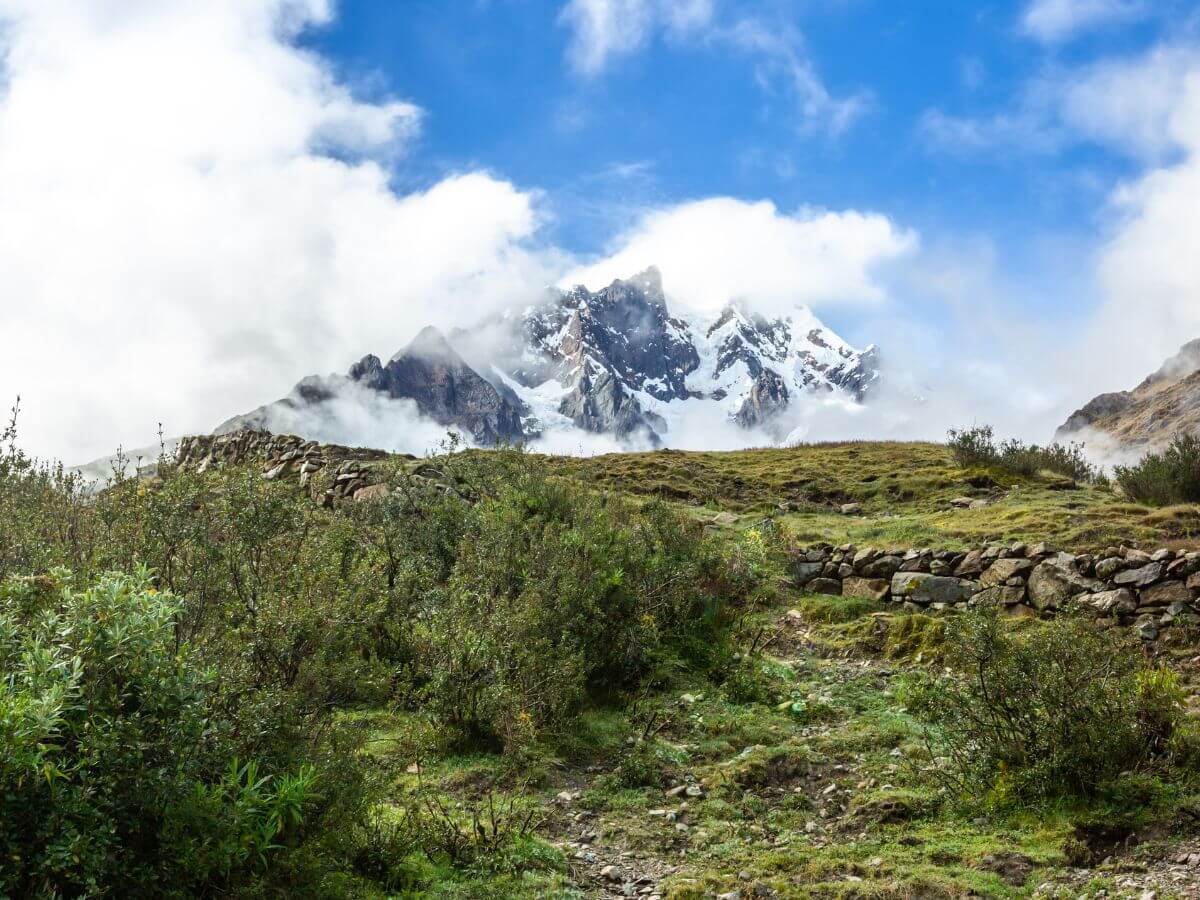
[219,267,879,449]
[1057,338,1200,449]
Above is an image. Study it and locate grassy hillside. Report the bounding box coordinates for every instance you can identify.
[5,433,1200,898]
[551,441,1200,551]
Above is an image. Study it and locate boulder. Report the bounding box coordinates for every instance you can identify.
[954,550,986,578]
[899,555,932,573]
[973,585,1027,607]
[1138,580,1192,608]
[790,562,825,589]
[1027,559,1103,611]
[1167,556,1200,579]
[843,577,891,602]
[980,558,1034,587]
[808,578,843,596]
[1113,562,1165,588]
[1094,557,1124,580]
[353,483,390,503]
[853,547,879,567]
[891,572,979,605]
[862,555,904,579]
[840,503,862,515]
[1077,589,1137,617]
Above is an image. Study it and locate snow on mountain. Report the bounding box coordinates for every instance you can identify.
[217,267,880,451]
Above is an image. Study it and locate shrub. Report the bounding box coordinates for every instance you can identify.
[947,424,1099,484]
[0,569,320,896]
[947,424,999,468]
[414,463,750,750]
[1114,433,1200,506]
[904,604,1183,806]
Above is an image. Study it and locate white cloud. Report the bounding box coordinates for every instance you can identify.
[920,46,1200,161]
[563,197,917,317]
[558,0,866,136]
[1057,45,1200,159]
[1071,46,1200,392]
[0,0,561,463]
[1021,0,1146,43]
[725,18,870,137]
[559,0,715,75]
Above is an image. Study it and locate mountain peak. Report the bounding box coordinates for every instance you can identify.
[218,268,880,450]
[397,325,458,364]
[622,266,663,299]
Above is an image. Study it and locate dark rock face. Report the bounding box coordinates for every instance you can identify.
[528,268,700,403]
[219,327,527,446]
[351,328,526,445]
[735,370,789,428]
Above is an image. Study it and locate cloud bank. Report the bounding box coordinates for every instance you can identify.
[564,198,917,318]
[0,0,558,463]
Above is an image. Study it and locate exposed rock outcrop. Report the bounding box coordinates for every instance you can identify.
[175,429,395,506]
[218,326,528,446]
[1058,338,1200,449]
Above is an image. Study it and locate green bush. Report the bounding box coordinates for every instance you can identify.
[904,604,1183,807]
[413,461,752,751]
[0,569,320,896]
[1114,433,1200,506]
[0,416,765,892]
[947,424,1099,484]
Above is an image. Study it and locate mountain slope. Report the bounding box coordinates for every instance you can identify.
[1057,339,1200,448]
[218,268,880,449]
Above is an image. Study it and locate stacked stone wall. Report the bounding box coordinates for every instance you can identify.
[793,541,1200,641]
[175,430,393,504]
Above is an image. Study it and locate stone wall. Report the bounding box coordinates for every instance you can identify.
[175,430,393,504]
[793,541,1200,641]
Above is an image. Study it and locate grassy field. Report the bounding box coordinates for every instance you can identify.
[11,435,1200,898]
[545,441,1200,552]
[354,581,1200,898]
[344,440,1200,898]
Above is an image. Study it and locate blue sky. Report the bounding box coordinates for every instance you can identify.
[3,0,1200,460]
[299,0,1185,308]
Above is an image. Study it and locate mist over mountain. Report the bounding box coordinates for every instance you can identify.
[1058,338,1200,456]
[217,268,880,451]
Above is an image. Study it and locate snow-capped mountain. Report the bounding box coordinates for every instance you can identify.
[219,267,879,448]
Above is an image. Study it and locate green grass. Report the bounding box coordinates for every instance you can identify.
[526,441,1200,551]
[347,577,1200,898]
